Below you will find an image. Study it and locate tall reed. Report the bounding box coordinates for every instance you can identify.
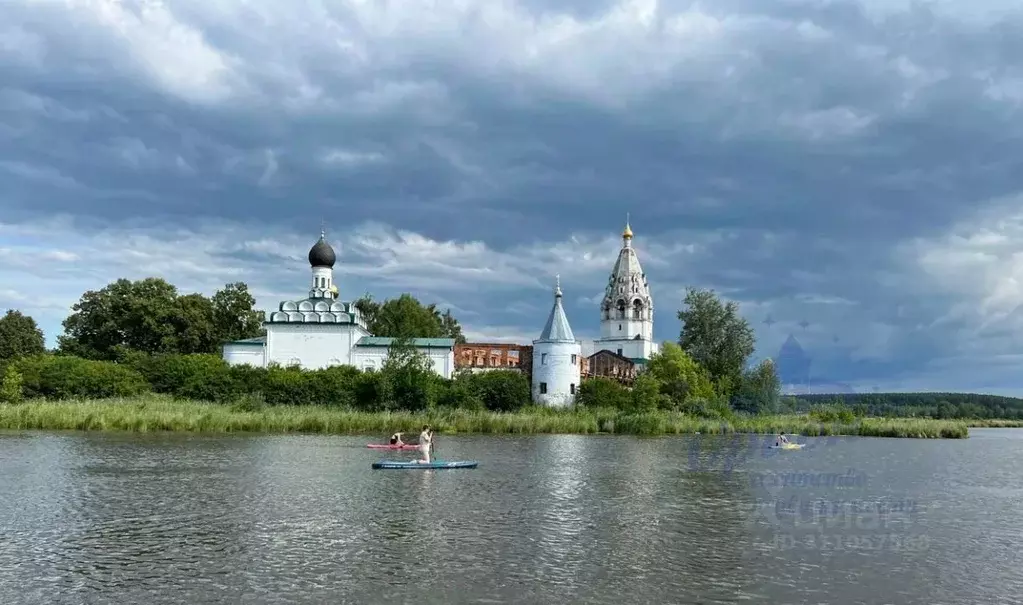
[0,395,970,438]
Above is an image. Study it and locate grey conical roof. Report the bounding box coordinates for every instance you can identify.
[537,281,576,342]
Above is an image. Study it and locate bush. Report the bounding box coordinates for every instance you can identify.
[261,365,314,406]
[13,355,148,399]
[5,348,773,424]
[466,370,530,412]
[142,354,239,402]
[353,370,391,411]
[809,404,856,424]
[436,378,484,410]
[0,365,24,403]
[306,365,361,407]
[628,373,661,413]
[577,377,630,409]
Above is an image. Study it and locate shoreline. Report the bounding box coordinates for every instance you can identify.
[0,396,978,438]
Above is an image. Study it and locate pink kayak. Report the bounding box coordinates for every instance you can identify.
[366,443,419,450]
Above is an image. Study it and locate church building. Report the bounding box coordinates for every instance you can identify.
[580,220,659,363]
[221,232,455,377]
[222,220,659,407]
[529,220,660,406]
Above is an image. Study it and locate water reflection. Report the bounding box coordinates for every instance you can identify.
[0,430,1021,604]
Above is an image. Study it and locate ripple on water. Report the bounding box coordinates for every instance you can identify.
[1,432,1023,603]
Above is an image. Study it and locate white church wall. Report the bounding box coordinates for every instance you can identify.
[600,313,651,341]
[351,346,454,379]
[266,323,363,369]
[223,344,265,367]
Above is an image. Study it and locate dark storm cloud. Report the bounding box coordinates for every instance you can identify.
[3,0,1023,391]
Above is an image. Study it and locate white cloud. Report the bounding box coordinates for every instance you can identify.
[321,149,387,166]
[71,0,242,104]
[5,0,1023,391]
[907,200,1023,327]
[0,25,47,66]
[0,217,705,348]
[462,325,538,345]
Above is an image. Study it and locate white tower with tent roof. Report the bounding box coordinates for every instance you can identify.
[531,275,582,407]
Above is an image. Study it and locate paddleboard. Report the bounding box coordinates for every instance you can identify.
[366,443,419,450]
[769,443,805,450]
[372,460,478,470]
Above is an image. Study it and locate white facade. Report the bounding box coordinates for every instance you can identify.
[221,231,455,378]
[532,278,582,407]
[579,220,660,364]
[222,338,266,366]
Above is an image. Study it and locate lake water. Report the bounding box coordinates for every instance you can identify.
[1,429,1022,604]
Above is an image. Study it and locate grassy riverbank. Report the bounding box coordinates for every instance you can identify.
[965,418,1023,428]
[0,396,971,438]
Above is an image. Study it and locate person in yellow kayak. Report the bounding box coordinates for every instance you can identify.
[415,425,433,463]
[775,433,790,447]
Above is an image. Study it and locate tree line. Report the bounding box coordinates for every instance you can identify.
[7,275,1009,420]
[0,277,467,364]
[784,392,1023,420]
[0,277,784,414]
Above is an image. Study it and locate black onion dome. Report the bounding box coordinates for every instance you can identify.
[308,236,336,268]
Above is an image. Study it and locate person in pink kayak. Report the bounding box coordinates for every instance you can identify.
[416,425,433,463]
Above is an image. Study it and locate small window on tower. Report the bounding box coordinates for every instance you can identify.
[540,382,547,394]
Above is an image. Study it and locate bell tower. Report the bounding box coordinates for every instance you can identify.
[595,217,657,361]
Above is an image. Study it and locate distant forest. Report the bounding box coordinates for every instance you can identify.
[780,392,1023,420]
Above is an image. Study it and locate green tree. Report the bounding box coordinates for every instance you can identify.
[211,282,265,342]
[467,370,530,412]
[0,365,24,403]
[438,308,466,344]
[438,370,485,410]
[629,372,662,413]
[59,277,183,359]
[676,287,756,396]
[168,293,218,354]
[0,309,46,361]
[382,337,438,411]
[643,342,716,408]
[355,293,465,343]
[577,377,630,409]
[731,358,781,414]
[58,278,265,359]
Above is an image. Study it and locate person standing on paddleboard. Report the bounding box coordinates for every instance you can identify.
[417,425,433,463]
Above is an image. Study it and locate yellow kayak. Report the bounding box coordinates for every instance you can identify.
[769,442,804,450]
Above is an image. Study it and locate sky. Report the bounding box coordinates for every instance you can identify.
[3,0,1023,395]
